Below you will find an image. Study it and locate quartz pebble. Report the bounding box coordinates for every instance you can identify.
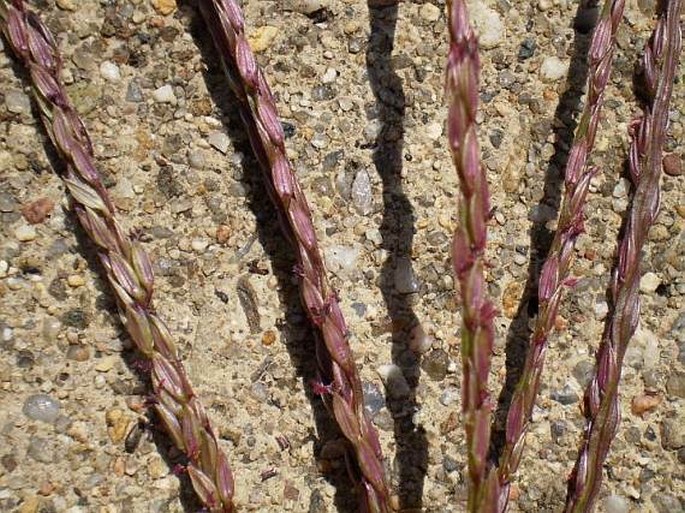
[152,84,175,103]
[15,224,37,241]
[325,244,360,274]
[640,272,661,293]
[362,381,385,417]
[603,495,630,513]
[540,56,569,81]
[351,169,373,215]
[469,4,504,49]
[23,394,61,423]
[208,131,231,154]
[419,3,441,22]
[99,61,121,82]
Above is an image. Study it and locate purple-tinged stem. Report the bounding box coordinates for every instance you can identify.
[446,1,499,511]
[565,1,683,511]
[495,0,626,510]
[0,2,235,511]
[198,1,392,511]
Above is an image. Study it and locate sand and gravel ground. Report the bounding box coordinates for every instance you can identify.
[0,1,683,512]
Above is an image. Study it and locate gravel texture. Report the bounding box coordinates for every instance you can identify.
[0,0,683,512]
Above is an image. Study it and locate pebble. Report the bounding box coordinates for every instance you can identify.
[362,381,385,417]
[631,394,661,416]
[5,89,31,114]
[651,493,683,513]
[67,274,86,287]
[126,81,143,103]
[550,382,580,405]
[376,364,410,399]
[55,0,77,10]
[27,437,54,463]
[105,408,131,444]
[394,257,419,294]
[426,122,443,141]
[325,244,360,274]
[21,197,54,224]
[65,345,90,362]
[351,169,373,215]
[439,386,460,407]
[540,56,569,81]
[248,26,279,53]
[660,415,685,449]
[191,238,209,252]
[0,192,17,212]
[419,3,441,22]
[639,272,661,293]
[208,131,231,154]
[99,61,121,82]
[15,224,37,242]
[662,153,682,176]
[321,67,337,84]
[408,324,433,354]
[285,0,329,15]
[666,372,685,399]
[421,349,449,381]
[151,0,176,15]
[603,494,630,513]
[152,84,175,103]
[469,4,504,49]
[23,394,61,423]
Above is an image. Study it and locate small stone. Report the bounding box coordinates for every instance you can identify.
[188,150,205,169]
[419,3,441,22]
[408,324,433,354]
[216,224,230,244]
[426,122,443,141]
[23,394,61,423]
[362,381,385,417]
[148,456,167,479]
[15,224,37,242]
[21,197,54,224]
[603,495,630,513]
[640,272,661,293]
[469,5,504,49]
[421,349,449,381]
[126,81,144,102]
[208,131,231,154]
[351,169,373,215]
[325,245,360,274]
[394,257,419,294]
[377,364,410,399]
[5,89,31,114]
[652,493,683,513]
[550,382,580,405]
[27,437,54,463]
[321,67,337,83]
[151,0,176,15]
[248,26,279,53]
[191,239,209,252]
[105,408,131,444]
[56,0,77,10]
[261,330,276,346]
[631,394,662,416]
[439,386,460,407]
[99,61,121,82]
[661,415,685,450]
[666,372,685,399]
[95,356,117,372]
[662,153,682,176]
[540,56,569,81]
[502,281,523,319]
[0,192,17,212]
[66,345,90,362]
[152,84,175,103]
[67,274,86,288]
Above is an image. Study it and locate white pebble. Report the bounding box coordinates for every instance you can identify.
[208,131,230,154]
[191,239,209,252]
[23,394,61,423]
[603,495,630,513]
[0,260,8,278]
[152,84,176,103]
[419,3,441,22]
[325,245,360,274]
[640,271,661,293]
[321,67,337,84]
[99,61,121,82]
[540,56,569,81]
[426,122,443,141]
[376,364,410,399]
[351,169,373,215]
[469,5,504,49]
[15,225,36,242]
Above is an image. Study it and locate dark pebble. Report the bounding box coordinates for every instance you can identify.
[421,349,449,381]
[126,80,143,102]
[489,129,503,149]
[15,349,34,369]
[518,38,536,60]
[322,150,343,171]
[550,420,566,444]
[311,84,337,101]
[550,383,579,405]
[62,309,89,329]
[572,360,594,388]
[443,455,459,473]
[282,121,296,139]
[308,489,328,513]
[48,278,67,301]
[363,381,385,417]
[1,454,17,472]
